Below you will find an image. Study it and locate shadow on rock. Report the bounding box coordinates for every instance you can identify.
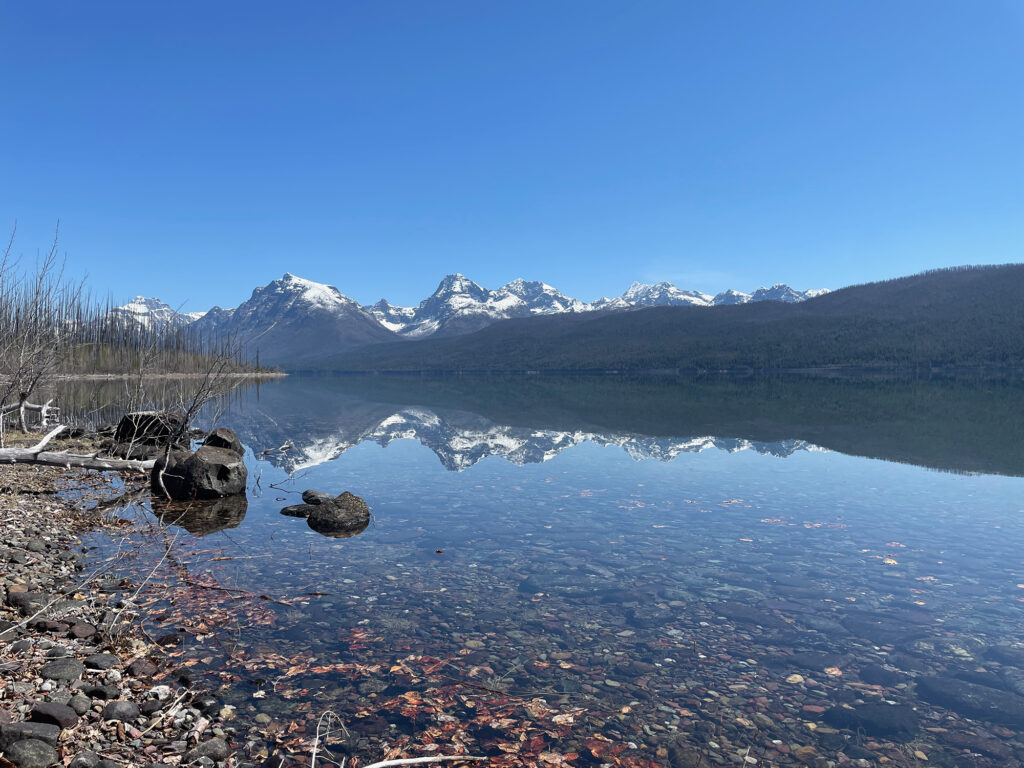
[153,496,248,536]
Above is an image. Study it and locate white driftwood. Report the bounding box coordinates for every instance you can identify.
[361,757,486,768]
[0,399,55,415]
[0,425,155,472]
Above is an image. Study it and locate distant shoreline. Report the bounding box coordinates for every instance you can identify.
[285,364,1023,378]
[48,371,287,381]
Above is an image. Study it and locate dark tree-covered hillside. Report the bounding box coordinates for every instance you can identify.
[331,265,1024,372]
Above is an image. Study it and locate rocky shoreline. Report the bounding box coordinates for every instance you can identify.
[0,436,238,768]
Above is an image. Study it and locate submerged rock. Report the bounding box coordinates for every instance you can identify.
[822,703,919,741]
[916,675,1024,729]
[279,490,370,538]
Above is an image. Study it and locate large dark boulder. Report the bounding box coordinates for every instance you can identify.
[152,446,247,500]
[111,411,187,459]
[279,490,370,538]
[201,427,244,457]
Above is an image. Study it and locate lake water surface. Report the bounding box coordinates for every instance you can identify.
[80,375,1024,767]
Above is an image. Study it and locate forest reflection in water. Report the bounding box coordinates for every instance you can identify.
[51,372,1024,477]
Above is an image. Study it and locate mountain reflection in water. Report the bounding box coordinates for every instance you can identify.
[212,373,1024,477]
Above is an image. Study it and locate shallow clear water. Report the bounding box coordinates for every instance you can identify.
[84,376,1024,766]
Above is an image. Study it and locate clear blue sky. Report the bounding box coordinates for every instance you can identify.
[2,2,1022,311]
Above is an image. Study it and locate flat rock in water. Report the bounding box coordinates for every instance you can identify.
[822,703,919,741]
[39,657,84,681]
[5,738,59,768]
[301,489,334,505]
[916,675,1024,729]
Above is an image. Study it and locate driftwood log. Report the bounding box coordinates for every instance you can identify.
[0,397,60,432]
[0,426,155,472]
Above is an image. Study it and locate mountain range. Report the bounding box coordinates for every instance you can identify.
[116,273,826,366]
[336,264,1024,372]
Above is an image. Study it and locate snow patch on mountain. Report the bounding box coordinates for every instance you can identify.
[363,274,590,338]
[622,282,714,307]
[112,297,198,330]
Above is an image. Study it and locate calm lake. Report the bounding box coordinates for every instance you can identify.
[73,375,1024,767]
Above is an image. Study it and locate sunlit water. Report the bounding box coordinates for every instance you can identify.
[79,375,1024,766]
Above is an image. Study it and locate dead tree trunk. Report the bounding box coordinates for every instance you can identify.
[0,426,155,472]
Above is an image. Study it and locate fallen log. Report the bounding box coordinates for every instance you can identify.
[0,425,155,472]
[0,397,60,432]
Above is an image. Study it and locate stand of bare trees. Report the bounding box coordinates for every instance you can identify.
[0,224,259,445]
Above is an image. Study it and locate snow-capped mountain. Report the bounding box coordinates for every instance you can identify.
[750,284,810,303]
[111,297,205,330]
[710,289,752,306]
[189,273,397,366]
[125,272,829,366]
[621,281,714,307]
[363,274,590,338]
[591,282,826,311]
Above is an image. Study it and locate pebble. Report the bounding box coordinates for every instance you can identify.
[29,701,78,728]
[39,657,84,681]
[101,700,141,722]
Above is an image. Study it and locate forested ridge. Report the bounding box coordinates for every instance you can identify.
[332,264,1024,372]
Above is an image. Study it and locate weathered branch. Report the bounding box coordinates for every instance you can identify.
[361,758,486,768]
[0,398,56,416]
[0,424,154,471]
